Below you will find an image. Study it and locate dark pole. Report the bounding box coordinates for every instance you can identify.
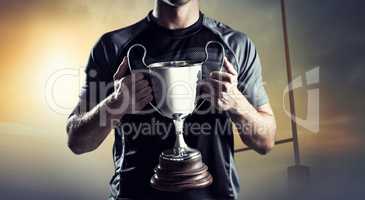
[234,0,302,158]
[280,1,311,195]
[280,0,301,165]
[235,1,310,194]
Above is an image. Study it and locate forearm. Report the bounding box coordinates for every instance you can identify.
[229,96,276,154]
[66,94,124,154]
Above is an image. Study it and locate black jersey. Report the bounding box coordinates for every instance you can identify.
[76,11,268,200]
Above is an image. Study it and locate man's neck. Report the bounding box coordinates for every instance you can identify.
[152,0,200,30]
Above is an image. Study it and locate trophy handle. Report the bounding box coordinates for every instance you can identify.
[194,40,226,113]
[126,44,148,71]
[203,40,226,72]
[126,44,165,117]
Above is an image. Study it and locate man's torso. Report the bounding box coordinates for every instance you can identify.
[109,12,240,200]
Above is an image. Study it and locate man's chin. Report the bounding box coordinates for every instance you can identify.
[160,0,192,7]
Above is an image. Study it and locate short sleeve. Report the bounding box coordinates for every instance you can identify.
[236,37,268,108]
[71,35,115,116]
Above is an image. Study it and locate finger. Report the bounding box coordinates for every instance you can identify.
[202,92,228,111]
[136,86,153,101]
[113,57,129,80]
[198,80,210,92]
[216,98,227,112]
[123,73,145,87]
[134,79,149,91]
[130,72,145,82]
[201,92,220,108]
[198,80,218,95]
[136,94,153,110]
[206,78,231,93]
[210,71,236,83]
[198,79,221,94]
[223,57,238,75]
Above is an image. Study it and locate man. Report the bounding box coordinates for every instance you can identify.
[66,0,276,199]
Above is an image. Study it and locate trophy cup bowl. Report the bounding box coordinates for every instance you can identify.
[127,41,225,192]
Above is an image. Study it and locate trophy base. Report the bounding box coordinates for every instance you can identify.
[150,148,213,192]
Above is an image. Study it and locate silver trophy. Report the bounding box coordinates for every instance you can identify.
[127,41,225,192]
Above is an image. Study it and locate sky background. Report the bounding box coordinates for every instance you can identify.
[0,0,364,199]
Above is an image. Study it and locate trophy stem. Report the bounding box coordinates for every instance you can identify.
[173,118,188,150]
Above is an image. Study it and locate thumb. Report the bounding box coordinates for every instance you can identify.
[223,57,238,75]
[113,57,129,80]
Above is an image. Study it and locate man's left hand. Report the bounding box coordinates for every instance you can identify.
[200,57,247,113]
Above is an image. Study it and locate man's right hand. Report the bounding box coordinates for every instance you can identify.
[110,57,153,115]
